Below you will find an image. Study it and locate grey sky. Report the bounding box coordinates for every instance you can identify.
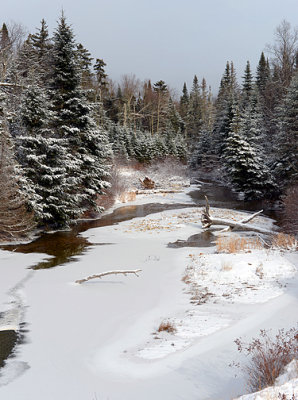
[2,0,298,95]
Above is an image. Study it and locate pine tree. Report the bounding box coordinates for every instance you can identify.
[166,97,185,134]
[179,82,189,120]
[75,43,93,91]
[213,62,240,155]
[187,75,202,141]
[223,102,274,199]
[274,72,298,185]
[49,13,110,224]
[256,52,270,95]
[0,93,35,240]
[0,23,12,81]
[242,61,253,106]
[18,85,71,227]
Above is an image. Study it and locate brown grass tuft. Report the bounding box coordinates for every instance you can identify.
[271,233,297,251]
[157,320,177,334]
[216,235,263,253]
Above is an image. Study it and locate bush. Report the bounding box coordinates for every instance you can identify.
[157,320,177,334]
[235,328,298,392]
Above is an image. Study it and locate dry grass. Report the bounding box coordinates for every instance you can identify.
[235,327,298,392]
[216,235,263,253]
[157,320,177,334]
[271,233,297,251]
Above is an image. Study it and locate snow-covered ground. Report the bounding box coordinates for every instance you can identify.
[0,186,297,400]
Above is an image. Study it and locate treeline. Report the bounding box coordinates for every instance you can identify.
[0,15,297,237]
[191,21,298,200]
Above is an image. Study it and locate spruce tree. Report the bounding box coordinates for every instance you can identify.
[242,61,253,106]
[50,13,110,224]
[256,52,270,95]
[187,75,202,141]
[0,93,35,239]
[224,102,274,199]
[179,82,189,122]
[19,85,72,227]
[274,72,298,185]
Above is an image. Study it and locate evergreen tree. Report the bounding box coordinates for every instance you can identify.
[187,75,202,140]
[223,102,274,199]
[256,52,270,95]
[166,97,185,134]
[213,62,240,155]
[75,43,93,91]
[50,13,110,224]
[19,85,71,227]
[0,23,11,81]
[179,82,189,120]
[0,92,35,239]
[242,61,253,106]
[274,72,298,185]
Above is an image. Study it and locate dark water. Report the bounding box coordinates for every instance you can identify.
[1,183,283,269]
[0,330,18,369]
[168,231,215,248]
[188,180,283,224]
[1,203,196,270]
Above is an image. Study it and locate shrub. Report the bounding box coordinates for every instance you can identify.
[235,328,298,392]
[157,320,177,334]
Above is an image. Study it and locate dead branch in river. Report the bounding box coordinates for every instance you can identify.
[201,196,272,234]
[75,269,142,284]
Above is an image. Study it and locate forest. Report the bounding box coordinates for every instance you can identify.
[0,14,297,239]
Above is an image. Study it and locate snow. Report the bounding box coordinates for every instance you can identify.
[0,187,297,400]
[234,360,298,399]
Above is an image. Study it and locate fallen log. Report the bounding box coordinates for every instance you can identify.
[75,269,142,284]
[201,196,272,234]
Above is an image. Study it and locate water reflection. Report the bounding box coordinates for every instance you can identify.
[0,330,17,369]
[168,231,215,248]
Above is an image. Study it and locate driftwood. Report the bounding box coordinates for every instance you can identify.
[201,196,271,234]
[75,269,142,284]
[139,177,155,189]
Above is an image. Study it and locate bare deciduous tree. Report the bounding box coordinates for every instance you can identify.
[266,20,298,87]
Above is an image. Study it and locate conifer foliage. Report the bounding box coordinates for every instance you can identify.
[0,94,35,240]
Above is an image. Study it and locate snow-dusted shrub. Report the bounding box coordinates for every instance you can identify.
[157,320,177,334]
[235,328,298,392]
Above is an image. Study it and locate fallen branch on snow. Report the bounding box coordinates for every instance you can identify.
[201,196,271,234]
[75,269,142,284]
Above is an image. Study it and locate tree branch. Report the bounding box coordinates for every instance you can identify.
[201,196,271,234]
[75,269,142,284]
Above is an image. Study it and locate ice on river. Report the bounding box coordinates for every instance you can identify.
[0,189,297,400]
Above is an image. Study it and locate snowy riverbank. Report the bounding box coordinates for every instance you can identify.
[0,185,297,399]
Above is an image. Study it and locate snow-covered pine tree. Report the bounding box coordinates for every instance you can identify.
[0,92,35,240]
[274,71,298,185]
[223,101,274,199]
[242,61,253,107]
[187,75,202,143]
[213,62,240,156]
[50,13,110,222]
[19,85,73,227]
[166,97,185,134]
[179,82,189,121]
[256,52,270,95]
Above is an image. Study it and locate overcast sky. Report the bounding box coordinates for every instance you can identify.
[2,0,298,95]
